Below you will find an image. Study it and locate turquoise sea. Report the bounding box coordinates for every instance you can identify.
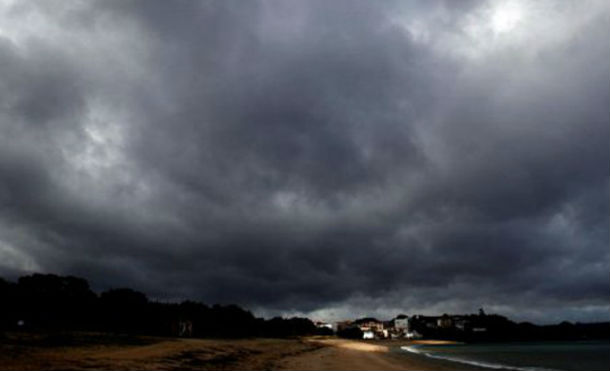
[401,341,610,371]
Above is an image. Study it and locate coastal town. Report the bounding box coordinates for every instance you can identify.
[314,311,491,340]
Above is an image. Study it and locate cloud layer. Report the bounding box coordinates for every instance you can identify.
[0,0,608,323]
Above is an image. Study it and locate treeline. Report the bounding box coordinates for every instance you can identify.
[0,273,328,338]
[410,314,610,342]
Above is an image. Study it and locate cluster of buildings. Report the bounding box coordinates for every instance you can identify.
[317,313,487,340]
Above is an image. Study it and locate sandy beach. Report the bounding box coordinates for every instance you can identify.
[0,332,493,370]
[276,338,489,371]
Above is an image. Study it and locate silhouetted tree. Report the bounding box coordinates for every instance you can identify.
[99,288,148,333]
[316,326,334,336]
[337,326,363,339]
[0,277,17,329]
[263,317,317,338]
[15,274,97,329]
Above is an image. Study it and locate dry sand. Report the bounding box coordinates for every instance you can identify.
[0,332,489,370]
[0,333,317,370]
[276,338,488,370]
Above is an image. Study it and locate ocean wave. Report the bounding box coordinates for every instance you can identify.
[400,345,562,371]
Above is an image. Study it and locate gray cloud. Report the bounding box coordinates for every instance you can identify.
[0,0,608,323]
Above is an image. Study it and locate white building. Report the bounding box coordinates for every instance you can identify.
[315,321,334,330]
[394,316,409,331]
[362,330,375,339]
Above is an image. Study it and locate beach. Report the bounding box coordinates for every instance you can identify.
[0,332,489,370]
[276,338,489,370]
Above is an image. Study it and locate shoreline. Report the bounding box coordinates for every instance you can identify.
[276,338,491,370]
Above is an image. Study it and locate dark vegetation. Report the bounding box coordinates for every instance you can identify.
[336,326,363,339]
[2,273,607,343]
[0,273,325,338]
[408,313,610,342]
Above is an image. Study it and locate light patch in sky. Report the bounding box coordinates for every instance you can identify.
[67,102,126,178]
[0,0,71,45]
[490,1,524,34]
[0,240,40,272]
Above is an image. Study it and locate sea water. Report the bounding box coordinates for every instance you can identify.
[401,341,610,371]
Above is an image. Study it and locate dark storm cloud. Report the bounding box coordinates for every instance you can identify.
[0,0,608,323]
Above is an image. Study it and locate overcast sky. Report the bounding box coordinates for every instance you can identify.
[0,0,608,324]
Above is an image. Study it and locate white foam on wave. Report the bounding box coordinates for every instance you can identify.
[400,345,562,371]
